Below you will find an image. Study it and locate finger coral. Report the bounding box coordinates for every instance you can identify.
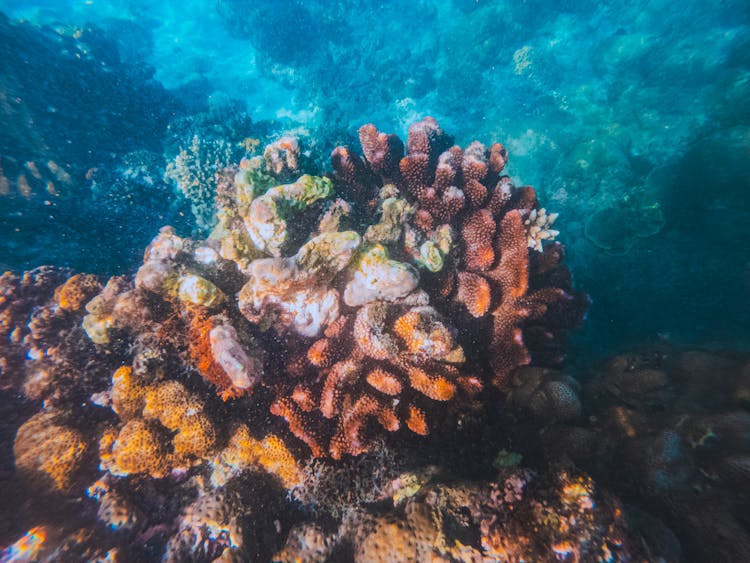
[274,301,481,459]
[331,118,588,388]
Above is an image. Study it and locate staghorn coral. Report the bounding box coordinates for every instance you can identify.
[331,117,588,388]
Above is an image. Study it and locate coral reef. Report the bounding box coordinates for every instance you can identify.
[74,118,584,461]
[1,119,639,562]
[277,466,645,562]
[163,474,286,563]
[0,267,108,404]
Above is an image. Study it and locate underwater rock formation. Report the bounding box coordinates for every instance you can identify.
[527,346,750,562]
[277,465,643,562]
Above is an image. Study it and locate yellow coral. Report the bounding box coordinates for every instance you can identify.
[14,410,89,492]
[213,424,301,489]
[101,419,168,477]
[55,273,102,311]
[102,368,218,477]
[111,366,146,419]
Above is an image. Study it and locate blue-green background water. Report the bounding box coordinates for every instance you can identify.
[1,0,748,362]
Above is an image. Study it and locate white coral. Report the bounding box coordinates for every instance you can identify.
[524,208,559,251]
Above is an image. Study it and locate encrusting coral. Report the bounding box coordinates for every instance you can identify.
[13,409,90,493]
[99,366,218,477]
[277,465,642,562]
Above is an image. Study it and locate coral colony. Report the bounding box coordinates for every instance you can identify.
[3,118,746,561]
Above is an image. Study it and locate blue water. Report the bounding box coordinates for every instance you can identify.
[0,2,749,559]
[2,0,747,361]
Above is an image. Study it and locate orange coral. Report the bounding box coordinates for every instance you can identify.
[54,273,102,311]
[14,409,90,493]
[185,309,263,400]
[276,302,480,459]
[212,424,301,489]
[100,366,218,477]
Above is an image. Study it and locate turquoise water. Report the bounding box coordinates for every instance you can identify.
[1,1,749,561]
[2,0,748,359]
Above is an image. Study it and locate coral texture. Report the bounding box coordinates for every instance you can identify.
[100,366,218,477]
[277,466,641,562]
[13,409,90,493]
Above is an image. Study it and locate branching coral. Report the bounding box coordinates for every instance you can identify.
[331,117,588,387]
[273,301,481,459]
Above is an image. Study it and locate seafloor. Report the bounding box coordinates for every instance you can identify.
[0,1,749,562]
